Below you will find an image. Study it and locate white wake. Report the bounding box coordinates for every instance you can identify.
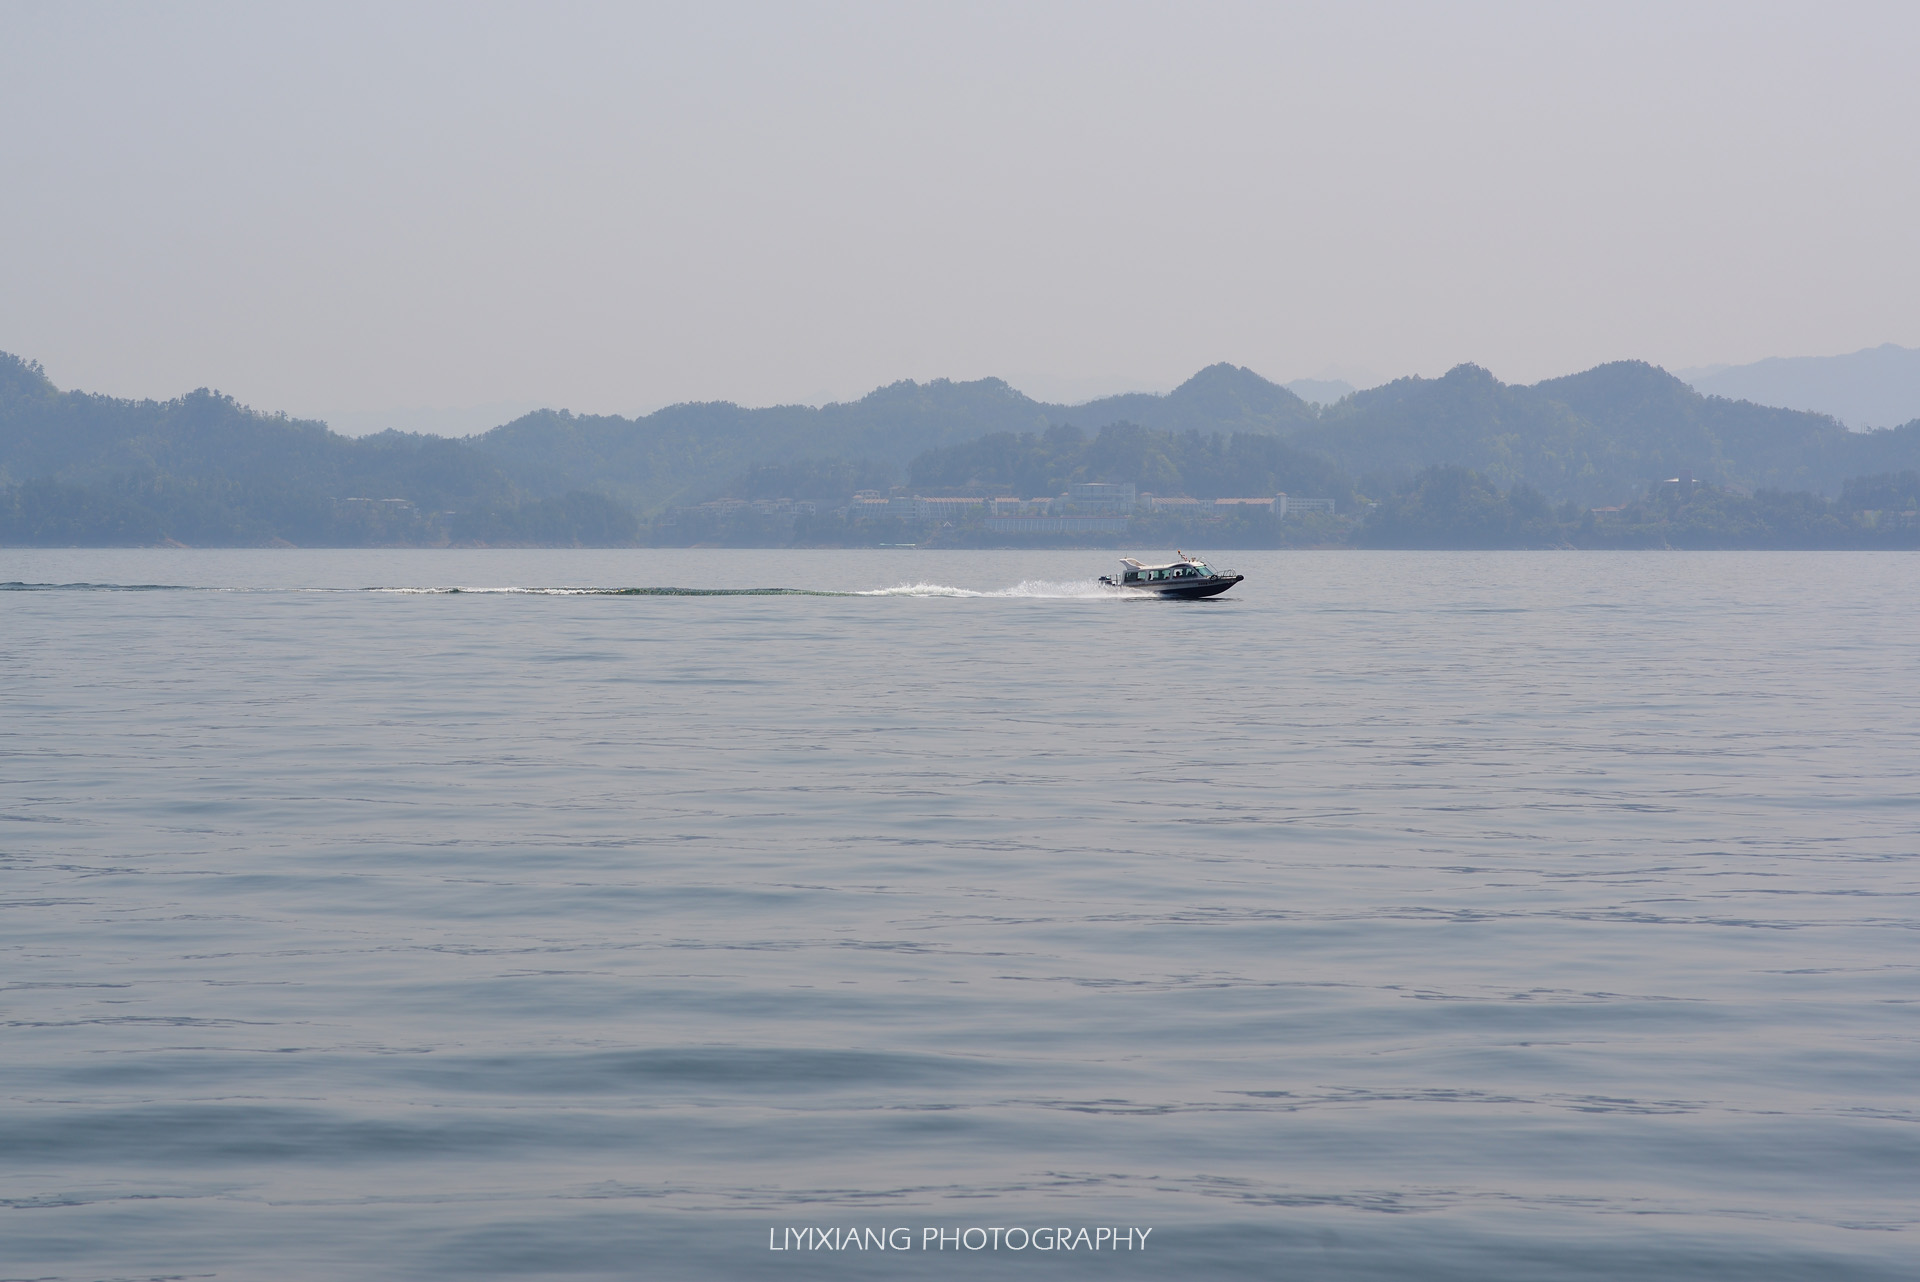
[853,579,1129,599]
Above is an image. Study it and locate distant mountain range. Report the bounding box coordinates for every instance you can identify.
[3,348,1917,546]
[461,359,1920,511]
[1680,343,1920,429]
[440,362,1325,513]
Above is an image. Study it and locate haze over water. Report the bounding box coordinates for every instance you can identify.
[2,549,1915,1280]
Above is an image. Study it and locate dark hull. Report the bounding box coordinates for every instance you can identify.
[1137,574,1243,599]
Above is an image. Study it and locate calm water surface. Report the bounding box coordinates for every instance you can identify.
[1,549,1915,1280]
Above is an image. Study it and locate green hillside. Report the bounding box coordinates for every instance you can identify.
[463,363,1311,512]
[465,377,1052,513]
[907,421,1350,500]
[1065,363,1318,436]
[1355,464,1920,550]
[1300,361,1920,505]
[5,347,1920,547]
[0,352,550,545]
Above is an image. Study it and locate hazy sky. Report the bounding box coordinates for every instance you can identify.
[4,1,1917,431]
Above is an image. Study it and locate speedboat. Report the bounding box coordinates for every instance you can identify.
[1099,551,1244,598]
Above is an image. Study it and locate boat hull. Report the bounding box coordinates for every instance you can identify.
[1127,573,1243,599]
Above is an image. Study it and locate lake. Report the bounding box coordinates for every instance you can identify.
[2,548,1915,1279]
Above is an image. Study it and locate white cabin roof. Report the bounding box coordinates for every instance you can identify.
[1119,555,1210,573]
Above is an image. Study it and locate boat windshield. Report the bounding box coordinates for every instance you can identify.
[1134,562,1219,580]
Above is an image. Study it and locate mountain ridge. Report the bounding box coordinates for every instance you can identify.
[1681,343,1920,429]
[5,349,1919,546]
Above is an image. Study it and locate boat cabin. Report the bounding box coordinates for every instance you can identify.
[1115,557,1218,584]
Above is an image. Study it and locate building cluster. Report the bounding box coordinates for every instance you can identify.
[1140,494,1336,518]
[660,482,1337,536]
[844,483,1335,531]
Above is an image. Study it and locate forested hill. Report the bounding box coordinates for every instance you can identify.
[0,353,535,504]
[0,352,548,545]
[0,353,1315,541]
[466,362,1315,510]
[5,346,1920,546]
[1297,361,1920,504]
[1063,362,1318,435]
[471,359,1919,510]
